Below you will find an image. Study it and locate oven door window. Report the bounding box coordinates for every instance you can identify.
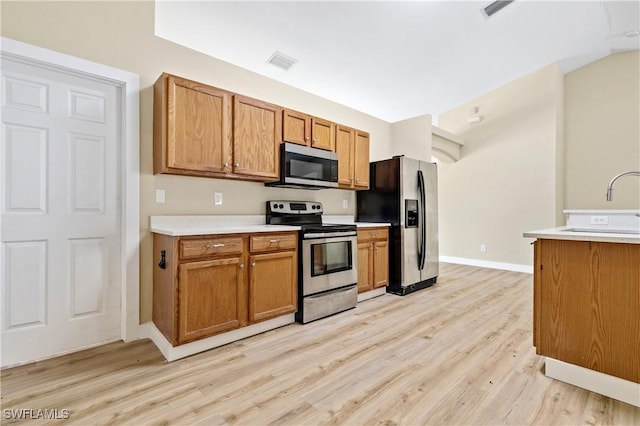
[286,152,335,182]
[311,241,352,276]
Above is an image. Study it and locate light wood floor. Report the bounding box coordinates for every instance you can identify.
[2,263,639,425]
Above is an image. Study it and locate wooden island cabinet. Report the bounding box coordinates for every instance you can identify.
[533,238,640,384]
[153,231,297,346]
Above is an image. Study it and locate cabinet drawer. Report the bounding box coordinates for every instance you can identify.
[180,236,244,259]
[358,227,388,242]
[250,233,297,253]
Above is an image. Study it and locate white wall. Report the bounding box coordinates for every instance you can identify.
[437,64,564,268]
[389,114,433,161]
[564,51,640,210]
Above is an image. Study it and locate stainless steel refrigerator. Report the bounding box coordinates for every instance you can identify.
[356,156,438,295]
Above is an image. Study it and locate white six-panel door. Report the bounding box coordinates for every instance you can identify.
[1,57,122,366]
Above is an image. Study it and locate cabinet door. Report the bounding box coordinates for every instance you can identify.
[354,130,370,189]
[311,117,335,151]
[178,257,246,344]
[336,125,355,187]
[249,251,297,323]
[373,240,388,288]
[283,109,310,146]
[357,242,373,293]
[233,95,282,180]
[537,239,640,383]
[158,74,232,174]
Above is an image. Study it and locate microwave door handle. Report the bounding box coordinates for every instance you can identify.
[417,169,426,271]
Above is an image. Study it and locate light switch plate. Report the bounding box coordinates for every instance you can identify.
[155,189,165,203]
[343,199,349,209]
[214,192,223,206]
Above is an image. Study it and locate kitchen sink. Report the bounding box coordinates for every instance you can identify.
[564,228,640,235]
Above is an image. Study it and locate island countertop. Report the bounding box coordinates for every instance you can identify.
[523,226,640,244]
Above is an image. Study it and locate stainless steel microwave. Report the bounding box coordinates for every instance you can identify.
[266,143,338,189]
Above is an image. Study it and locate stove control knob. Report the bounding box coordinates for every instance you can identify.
[272,203,278,209]
[279,204,284,209]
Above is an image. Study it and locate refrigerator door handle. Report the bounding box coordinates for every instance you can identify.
[417,169,426,270]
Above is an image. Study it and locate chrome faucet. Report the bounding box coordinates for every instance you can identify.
[606,171,640,201]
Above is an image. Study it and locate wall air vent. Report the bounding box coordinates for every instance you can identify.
[481,0,516,18]
[267,51,297,70]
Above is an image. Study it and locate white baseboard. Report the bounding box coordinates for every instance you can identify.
[545,357,640,407]
[440,256,533,274]
[139,314,296,362]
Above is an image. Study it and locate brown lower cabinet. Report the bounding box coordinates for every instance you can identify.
[153,231,297,346]
[533,238,640,383]
[357,227,389,293]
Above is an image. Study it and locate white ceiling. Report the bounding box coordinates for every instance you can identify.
[155,1,640,123]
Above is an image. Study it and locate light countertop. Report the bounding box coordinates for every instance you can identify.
[150,215,390,236]
[523,226,640,244]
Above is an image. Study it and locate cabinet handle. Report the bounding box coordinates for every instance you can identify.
[158,250,166,269]
[235,162,240,167]
[207,243,225,248]
[239,264,245,269]
[269,239,280,243]
[305,137,310,141]
[251,262,256,267]
[224,162,229,167]
[312,138,317,143]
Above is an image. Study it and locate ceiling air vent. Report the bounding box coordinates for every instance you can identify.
[481,0,515,18]
[267,51,297,71]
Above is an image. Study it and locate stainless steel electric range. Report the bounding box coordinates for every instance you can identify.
[266,201,358,323]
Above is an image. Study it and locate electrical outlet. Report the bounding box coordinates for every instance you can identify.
[590,215,608,225]
[155,189,165,203]
[214,192,223,206]
[480,244,487,252]
[343,198,349,209]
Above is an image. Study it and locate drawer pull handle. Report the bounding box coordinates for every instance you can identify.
[207,243,225,248]
[269,239,280,243]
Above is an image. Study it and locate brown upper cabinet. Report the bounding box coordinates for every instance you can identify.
[283,109,335,151]
[154,73,370,188]
[154,73,281,181]
[233,95,282,180]
[336,125,370,190]
[154,74,232,176]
